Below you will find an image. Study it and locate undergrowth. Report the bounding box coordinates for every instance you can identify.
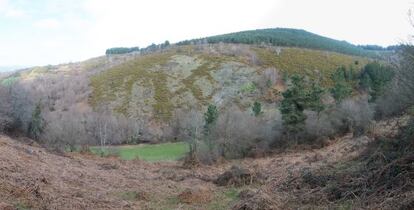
[281,117,414,209]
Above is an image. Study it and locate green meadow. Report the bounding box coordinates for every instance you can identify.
[90,142,189,161]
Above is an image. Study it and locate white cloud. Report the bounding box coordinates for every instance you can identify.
[5,8,25,18]
[34,18,61,29]
[0,0,27,19]
[0,0,8,8]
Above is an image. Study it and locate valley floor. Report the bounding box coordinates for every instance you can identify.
[0,117,408,210]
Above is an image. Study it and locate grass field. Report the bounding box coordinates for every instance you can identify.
[90,142,189,161]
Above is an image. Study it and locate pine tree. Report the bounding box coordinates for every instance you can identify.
[280,75,308,135]
[252,101,262,117]
[204,104,218,151]
[359,62,394,101]
[204,104,218,128]
[28,102,43,140]
[331,66,352,103]
[280,75,325,139]
[307,82,325,115]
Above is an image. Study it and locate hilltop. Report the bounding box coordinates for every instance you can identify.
[177,28,390,57]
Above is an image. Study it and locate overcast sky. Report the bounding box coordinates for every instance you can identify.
[0,0,413,67]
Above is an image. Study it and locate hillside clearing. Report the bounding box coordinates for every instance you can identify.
[89,142,189,161]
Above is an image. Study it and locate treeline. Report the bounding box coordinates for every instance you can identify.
[177,28,384,57]
[104,29,397,58]
[358,44,400,51]
[105,40,170,55]
[105,47,140,55]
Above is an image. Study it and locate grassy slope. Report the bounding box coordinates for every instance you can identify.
[89,45,371,118]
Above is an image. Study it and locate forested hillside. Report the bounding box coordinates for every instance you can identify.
[177,28,390,57]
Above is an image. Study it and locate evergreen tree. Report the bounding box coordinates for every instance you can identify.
[204,104,218,151]
[204,104,218,128]
[307,82,325,115]
[280,75,325,138]
[280,75,308,135]
[164,40,170,47]
[331,66,353,103]
[359,62,394,101]
[252,101,262,117]
[28,102,43,140]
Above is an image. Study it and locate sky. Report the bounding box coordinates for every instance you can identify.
[0,0,413,68]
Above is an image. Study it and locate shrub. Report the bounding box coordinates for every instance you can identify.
[211,107,281,159]
[240,82,256,94]
[376,46,413,117]
[337,97,374,135]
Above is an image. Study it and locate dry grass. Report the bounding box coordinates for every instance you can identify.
[1,114,408,210]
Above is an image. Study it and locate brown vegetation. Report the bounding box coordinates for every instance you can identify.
[1,113,405,209]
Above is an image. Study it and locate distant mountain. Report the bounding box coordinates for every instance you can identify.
[0,65,25,72]
[177,28,387,57]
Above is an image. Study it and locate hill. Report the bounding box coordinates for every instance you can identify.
[0,28,383,143]
[177,28,389,57]
[91,45,371,120]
